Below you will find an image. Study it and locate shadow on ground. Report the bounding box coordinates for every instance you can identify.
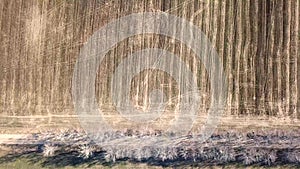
[0,144,300,168]
[0,145,116,168]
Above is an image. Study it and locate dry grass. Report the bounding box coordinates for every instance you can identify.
[0,128,299,167]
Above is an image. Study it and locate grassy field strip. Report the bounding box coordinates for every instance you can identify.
[0,134,29,144]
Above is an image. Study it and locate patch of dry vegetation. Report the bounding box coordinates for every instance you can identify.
[0,129,299,167]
